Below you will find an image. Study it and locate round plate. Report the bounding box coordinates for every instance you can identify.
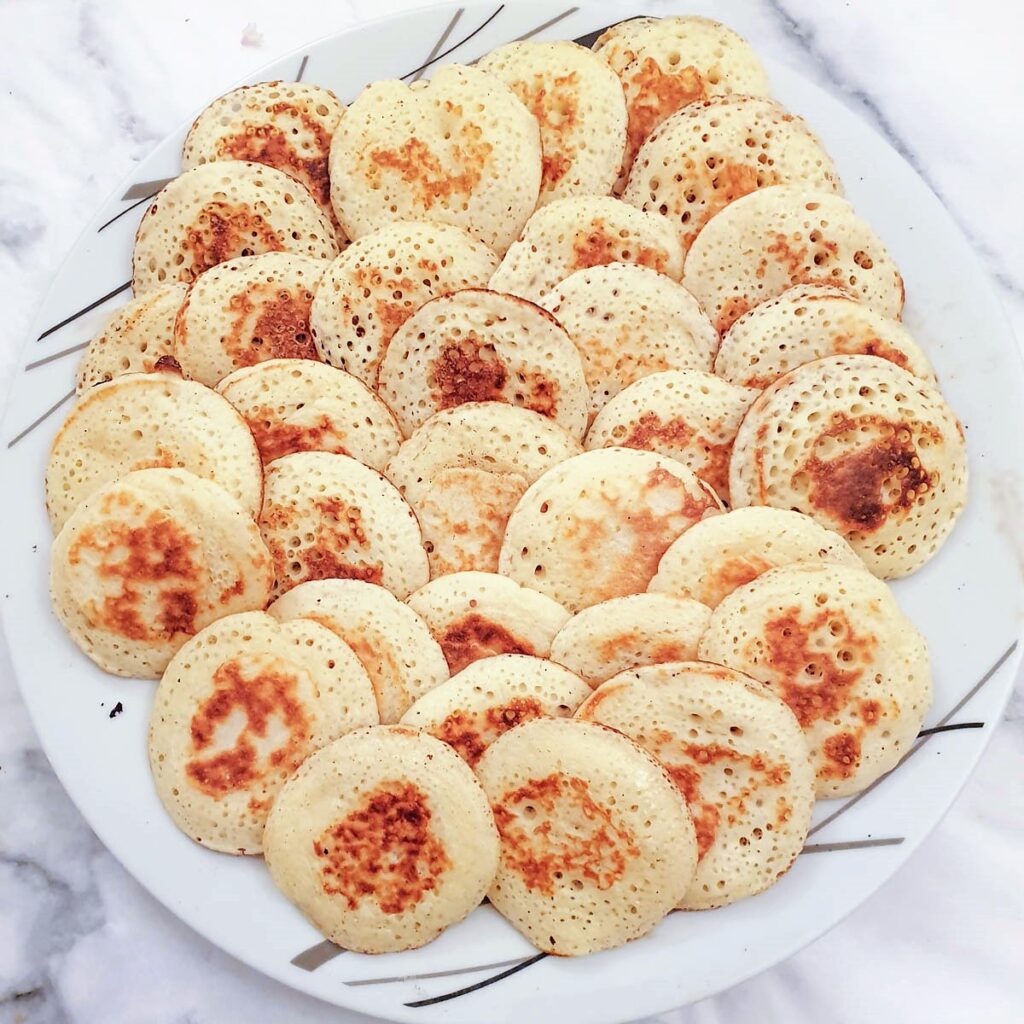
[2,4,1021,1022]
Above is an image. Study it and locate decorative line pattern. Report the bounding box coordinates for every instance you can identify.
[400,4,504,81]
[514,6,578,42]
[404,952,548,1007]
[802,837,904,854]
[97,192,157,234]
[410,9,464,83]
[296,54,309,82]
[123,178,173,200]
[290,940,344,971]
[36,280,131,342]
[7,388,75,448]
[25,340,90,371]
[348,956,528,987]
[918,721,984,737]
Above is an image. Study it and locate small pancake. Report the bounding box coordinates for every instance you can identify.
[263,725,499,953]
[132,161,338,295]
[499,447,723,612]
[649,507,863,608]
[550,593,711,688]
[269,579,449,724]
[400,654,590,766]
[406,571,570,675]
[148,611,378,853]
[45,372,263,533]
[51,468,273,678]
[577,661,814,908]
[217,359,401,469]
[729,355,967,578]
[698,561,932,796]
[683,186,905,334]
[715,284,936,388]
[173,252,327,386]
[259,452,428,599]
[584,370,758,502]
[377,288,588,438]
[476,717,696,955]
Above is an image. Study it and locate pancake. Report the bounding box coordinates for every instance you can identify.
[476,40,626,205]
[490,195,684,305]
[377,288,588,438]
[173,252,327,386]
[148,611,378,853]
[217,358,402,469]
[269,579,449,724]
[682,186,905,334]
[549,593,711,688]
[400,654,590,765]
[263,725,499,953]
[499,447,723,612]
[729,354,967,577]
[406,571,570,675]
[476,717,696,955]
[584,370,758,502]
[329,64,541,255]
[45,372,263,533]
[50,468,273,678]
[131,161,338,294]
[649,506,863,608]
[259,451,428,598]
[577,661,814,908]
[715,284,936,388]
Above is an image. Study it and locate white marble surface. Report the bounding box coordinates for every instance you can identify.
[1,2,1023,1022]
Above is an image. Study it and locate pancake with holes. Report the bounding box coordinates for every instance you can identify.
[683,186,905,334]
[698,561,932,797]
[76,284,187,394]
[499,447,722,613]
[329,64,541,255]
[149,611,377,854]
[264,725,499,953]
[577,661,814,908]
[377,288,588,439]
[45,372,263,532]
[217,359,401,469]
[729,354,967,578]
[550,593,711,688]
[51,468,273,678]
[401,654,591,766]
[585,370,758,503]
[476,717,695,955]
[649,506,863,608]
[173,252,327,386]
[269,579,449,723]
[131,161,338,295]
[545,263,718,419]
[623,96,841,253]
[406,571,570,676]
[259,451,428,599]
[490,195,684,306]
[715,284,935,388]
[477,40,627,205]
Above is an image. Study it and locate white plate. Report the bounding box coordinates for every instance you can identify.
[2,4,1022,1022]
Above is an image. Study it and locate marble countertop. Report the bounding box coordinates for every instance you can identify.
[1,1,1022,1022]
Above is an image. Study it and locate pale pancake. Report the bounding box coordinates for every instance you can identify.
[406,571,570,675]
[329,65,541,255]
[649,506,863,608]
[499,447,723,612]
[51,468,273,678]
[132,161,338,294]
[400,654,590,765]
[715,284,935,388]
[699,561,932,797]
[476,717,695,955]
[148,611,377,853]
[683,186,905,334]
[269,579,449,724]
[217,358,401,469]
[729,355,967,578]
[584,370,758,502]
[577,661,814,908]
[259,452,428,598]
[263,725,498,953]
[45,372,263,532]
[377,288,588,438]
[549,593,711,688]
